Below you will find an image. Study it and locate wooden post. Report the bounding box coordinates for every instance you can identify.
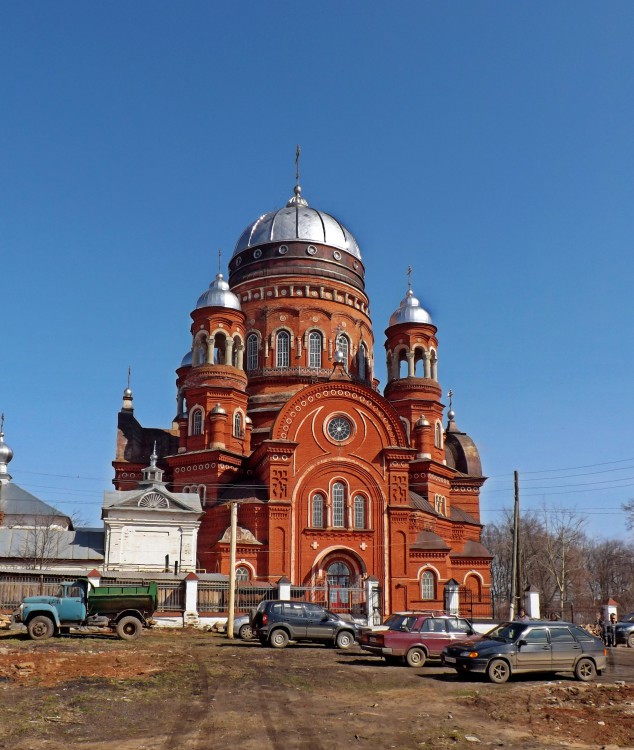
[227,501,238,639]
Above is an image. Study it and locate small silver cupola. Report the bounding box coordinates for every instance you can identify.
[0,414,14,484]
[389,289,433,326]
[140,442,165,486]
[122,368,134,412]
[196,273,241,311]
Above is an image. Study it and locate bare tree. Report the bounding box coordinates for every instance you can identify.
[585,538,634,611]
[622,498,634,531]
[537,506,586,618]
[19,515,63,569]
[481,520,512,617]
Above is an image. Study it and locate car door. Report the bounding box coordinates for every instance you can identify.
[281,602,308,639]
[515,626,552,671]
[549,625,582,671]
[419,618,450,656]
[304,603,331,640]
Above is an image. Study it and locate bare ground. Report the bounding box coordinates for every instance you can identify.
[0,629,632,750]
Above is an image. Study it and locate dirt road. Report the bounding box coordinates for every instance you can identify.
[0,629,632,749]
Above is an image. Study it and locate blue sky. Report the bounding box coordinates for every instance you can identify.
[1,2,633,537]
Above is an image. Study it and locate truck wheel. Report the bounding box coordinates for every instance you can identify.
[27,616,54,641]
[116,616,142,641]
[406,647,426,668]
[269,629,289,648]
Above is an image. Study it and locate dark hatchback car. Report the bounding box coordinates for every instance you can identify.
[359,612,477,667]
[442,621,607,683]
[614,613,634,647]
[252,600,359,649]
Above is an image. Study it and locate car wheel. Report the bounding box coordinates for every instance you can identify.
[486,658,510,684]
[27,616,54,641]
[269,629,289,649]
[627,633,634,649]
[335,630,354,649]
[239,623,254,640]
[405,647,426,668]
[574,658,597,682]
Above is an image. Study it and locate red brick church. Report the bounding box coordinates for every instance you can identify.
[112,176,492,617]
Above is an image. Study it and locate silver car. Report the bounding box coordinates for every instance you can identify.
[232,614,255,640]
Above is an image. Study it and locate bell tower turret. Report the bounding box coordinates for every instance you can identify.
[173,272,249,462]
[384,278,445,464]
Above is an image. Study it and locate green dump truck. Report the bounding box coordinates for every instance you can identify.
[14,579,158,641]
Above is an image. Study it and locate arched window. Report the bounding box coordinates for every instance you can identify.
[192,409,203,436]
[434,494,446,516]
[194,337,208,366]
[358,343,369,380]
[434,422,443,449]
[276,330,290,368]
[326,561,351,587]
[353,495,366,529]
[235,566,250,582]
[312,494,324,528]
[233,412,243,438]
[421,570,436,600]
[232,335,241,368]
[336,334,349,366]
[332,482,345,528]
[213,333,225,365]
[246,333,258,371]
[308,331,322,368]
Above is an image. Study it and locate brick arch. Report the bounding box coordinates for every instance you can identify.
[307,546,367,586]
[272,381,408,448]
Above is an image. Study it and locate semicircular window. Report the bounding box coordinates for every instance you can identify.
[138,492,169,509]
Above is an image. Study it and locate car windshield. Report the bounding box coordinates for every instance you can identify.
[486,623,525,642]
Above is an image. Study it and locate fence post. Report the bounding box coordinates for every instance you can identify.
[87,569,101,590]
[365,576,380,626]
[524,585,540,620]
[444,578,460,616]
[278,576,291,601]
[184,572,199,626]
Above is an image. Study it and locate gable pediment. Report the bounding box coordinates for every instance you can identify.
[218,525,262,545]
[103,487,202,513]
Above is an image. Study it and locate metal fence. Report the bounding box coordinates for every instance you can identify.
[290,585,366,617]
[458,587,493,619]
[197,582,275,614]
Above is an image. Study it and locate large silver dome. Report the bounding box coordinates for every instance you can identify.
[233,187,362,260]
[389,289,433,326]
[196,273,241,311]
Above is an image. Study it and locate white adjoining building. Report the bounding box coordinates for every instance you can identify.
[102,441,203,572]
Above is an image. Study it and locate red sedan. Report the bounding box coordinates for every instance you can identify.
[359,612,478,667]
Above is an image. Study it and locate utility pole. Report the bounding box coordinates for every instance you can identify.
[226,501,238,639]
[510,470,520,618]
